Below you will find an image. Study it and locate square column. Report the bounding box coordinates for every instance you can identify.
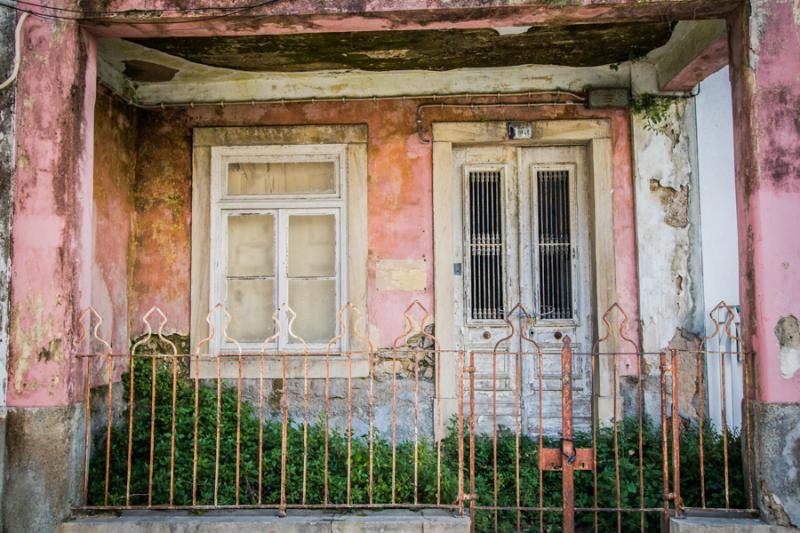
[3,15,96,533]
[729,2,800,526]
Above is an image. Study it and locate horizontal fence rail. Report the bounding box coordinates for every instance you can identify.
[74,301,755,532]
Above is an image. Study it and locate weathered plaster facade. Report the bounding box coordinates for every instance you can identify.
[2,0,799,530]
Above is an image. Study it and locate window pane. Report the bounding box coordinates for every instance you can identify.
[466,170,505,321]
[288,279,336,343]
[537,169,573,320]
[228,214,275,277]
[226,279,275,342]
[288,214,336,277]
[227,162,335,195]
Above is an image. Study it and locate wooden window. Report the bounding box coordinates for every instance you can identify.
[210,145,347,352]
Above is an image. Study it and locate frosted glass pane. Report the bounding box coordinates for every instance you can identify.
[228,162,335,195]
[289,279,336,343]
[288,215,336,277]
[228,215,275,277]
[227,279,275,342]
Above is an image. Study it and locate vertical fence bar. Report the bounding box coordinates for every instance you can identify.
[324,347,330,507]
[235,353,243,506]
[279,350,288,516]
[126,352,135,507]
[213,356,221,507]
[670,349,682,516]
[347,349,353,506]
[169,354,177,507]
[743,350,755,510]
[414,349,420,506]
[612,349,621,532]
[436,350,443,506]
[457,350,465,516]
[369,349,375,505]
[636,349,644,532]
[721,347,730,509]
[561,337,575,533]
[538,349,544,533]
[591,347,599,533]
[148,356,157,507]
[83,355,92,506]
[660,352,670,531]
[492,349,499,533]
[697,349,706,508]
[469,351,476,532]
[105,356,114,507]
[515,350,522,533]
[192,351,200,506]
[258,352,265,505]
[391,347,398,505]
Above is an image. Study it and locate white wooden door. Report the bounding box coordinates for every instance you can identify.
[452,145,593,435]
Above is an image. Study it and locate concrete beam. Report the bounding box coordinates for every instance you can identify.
[71,1,740,39]
[653,20,729,92]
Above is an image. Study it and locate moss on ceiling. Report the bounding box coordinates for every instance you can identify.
[127,22,674,72]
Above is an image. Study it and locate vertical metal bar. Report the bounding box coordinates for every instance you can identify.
[347,348,353,506]
[148,356,157,507]
[612,348,621,532]
[105,355,114,507]
[169,354,177,507]
[258,352,265,505]
[235,352,243,506]
[469,351,476,531]
[493,350,499,532]
[125,353,135,507]
[414,349,420,506]
[591,347,599,533]
[660,352,670,531]
[697,350,706,508]
[192,352,200,506]
[324,346,330,506]
[391,346,398,504]
[303,348,309,506]
[437,350,443,506]
[83,355,92,506]
[721,347,730,509]
[458,350,465,516]
[636,349,644,532]
[214,356,221,507]
[369,349,375,505]
[561,336,575,533]
[671,349,682,516]
[538,349,544,533]
[280,350,288,516]
[515,350,522,533]
[743,349,755,510]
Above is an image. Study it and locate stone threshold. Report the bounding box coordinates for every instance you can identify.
[60,508,470,533]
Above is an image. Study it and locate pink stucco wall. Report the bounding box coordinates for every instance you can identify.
[729,3,800,403]
[8,17,96,407]
[125,99,639,348]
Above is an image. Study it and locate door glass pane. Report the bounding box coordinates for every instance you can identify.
[288,214,336,277]
[288,279,336,343]
[466,170,505,321]
[228,214,275,277]
[536,169,573,320]
[226,279,275,342]
[228,162,335,195]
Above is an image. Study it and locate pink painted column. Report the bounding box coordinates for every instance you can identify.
[729,2,800,526]
[3,15,97,532]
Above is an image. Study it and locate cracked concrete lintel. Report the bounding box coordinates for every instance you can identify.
[649,20,728,91]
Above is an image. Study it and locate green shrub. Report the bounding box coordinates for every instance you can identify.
[89,359,746,532]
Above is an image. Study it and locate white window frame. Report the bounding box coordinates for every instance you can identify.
[209,144,349,354]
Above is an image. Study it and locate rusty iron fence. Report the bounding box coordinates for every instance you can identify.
[75,301,755,532]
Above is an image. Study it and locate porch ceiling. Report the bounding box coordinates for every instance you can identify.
[123,23,674,74]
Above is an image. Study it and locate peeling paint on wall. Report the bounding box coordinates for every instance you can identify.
[776,315,800,379]
[376,259,428,291]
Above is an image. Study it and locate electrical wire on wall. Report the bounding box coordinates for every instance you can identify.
[0,12,28,91]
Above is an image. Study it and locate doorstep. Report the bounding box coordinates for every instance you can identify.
[670,516,798,532]
[59,509,470,533]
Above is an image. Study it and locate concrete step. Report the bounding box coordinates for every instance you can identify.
[670,516,798,532]
[60,509,470,533]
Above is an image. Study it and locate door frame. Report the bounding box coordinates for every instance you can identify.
[432,120,619,426]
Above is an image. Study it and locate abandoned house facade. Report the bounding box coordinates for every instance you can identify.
[0,1,798,532]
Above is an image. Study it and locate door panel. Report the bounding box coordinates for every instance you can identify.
[453,144,593,435]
